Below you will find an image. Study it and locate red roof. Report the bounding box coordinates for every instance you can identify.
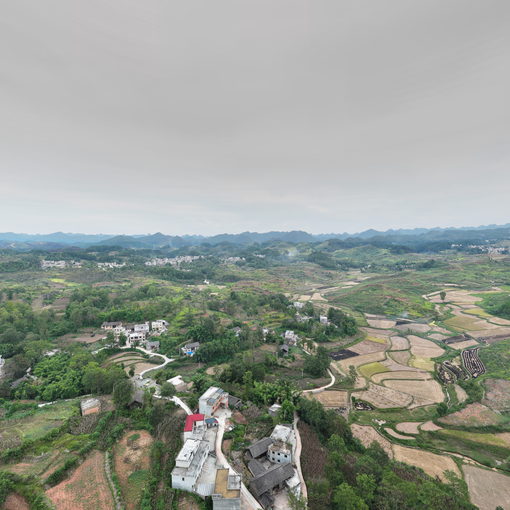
[184,413,205,432]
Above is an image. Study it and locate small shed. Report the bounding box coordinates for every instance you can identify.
[80,397,101,416]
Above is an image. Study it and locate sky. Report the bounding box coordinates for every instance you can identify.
[1,1,509,236]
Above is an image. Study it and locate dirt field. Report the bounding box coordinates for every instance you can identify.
[308,390,349,408]
[483,378,510,412]
[354,382,412,408]
[388,350,411,365]
[372,371,429,384]
[366,318,396,329]
[389,336,409,350]
[395,323,431,334]
[177,493,201,510]
[420,421,442,432]
[349,339,387,355]
[381,357,420,372]
[448,339,480,350]
[337,351,386,372]
[384,379,444,405]
[384,428,413,440]
[350,424,393,458]
[463,465,510,510]
[408,335,444,358]
[439,403,502,427]
[46,451,114,510]
[361,327,393,338]
[396,422,421,435]
[2,493,30,510]
[393,445,459,480]
[454,384,468,403]
[114,430,153,510]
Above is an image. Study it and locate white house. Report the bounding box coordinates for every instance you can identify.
[134,322,150,333]
[199,387,229,416]
[319,315,330,325]
[151,320,168,332]
[284,330,299,345]
[171,439,210,492]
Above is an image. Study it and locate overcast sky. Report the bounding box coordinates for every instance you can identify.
[1,1,509,235]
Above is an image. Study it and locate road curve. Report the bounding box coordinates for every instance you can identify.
[293,414,308,502]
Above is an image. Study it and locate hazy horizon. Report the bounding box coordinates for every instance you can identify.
[2,1,509,235]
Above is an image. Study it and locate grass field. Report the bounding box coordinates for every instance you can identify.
[479,339,510,380]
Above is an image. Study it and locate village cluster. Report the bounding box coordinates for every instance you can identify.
[170,386,301,510]
[100,319,168,351]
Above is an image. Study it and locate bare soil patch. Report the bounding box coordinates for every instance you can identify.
[298,421,328,480]
[463,465,510,510]
[2,493,30,510]
[381,357,420,373]
[308,390,348,408]
[384,379,444,405]
[372,371,429,384]
[408,335,444,358]
[449,339,480,350]
[361,327,392,338]
[389,350,411,366]
[114,430,153,510]
[46,450,114,510]
[483,378,510,412]
[396,422,421,435]
[349,339,386,355]
[384,428,414,440]
[351,425,393,458]
[454,384,468,404]
[389,336,409,350]
[439,403,503,427]
[395,323,431,334]
[366,319,396,329]
[337,351,386,373]
[177,493,201,510]
[420,421,442,432]
[428,333,448,341]
[354,382,412,408]
[393,445,459,480]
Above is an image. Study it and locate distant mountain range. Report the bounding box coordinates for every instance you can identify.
[0,223,509,250]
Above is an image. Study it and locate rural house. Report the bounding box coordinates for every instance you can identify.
[199,387,229,416]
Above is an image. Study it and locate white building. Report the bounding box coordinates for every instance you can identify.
[199,387,229,417]
[151,320,168,332]
[284,330,299,345]
[134,322,150,333]
[319,315,330,325]
[267,425,295,465]
[171,439,210,492]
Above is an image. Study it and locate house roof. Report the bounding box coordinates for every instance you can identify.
[248,459,265,477]
[184,413,205,432]
[228,395,242,407]
[184,341,200,349]
[205,417,218,425]
[247,437,273,458]
[249,463,294,497]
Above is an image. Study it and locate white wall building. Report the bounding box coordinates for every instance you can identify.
[199,387,229,417]
[171,439,210,492]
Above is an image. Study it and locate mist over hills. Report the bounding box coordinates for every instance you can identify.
[0,223,509,251]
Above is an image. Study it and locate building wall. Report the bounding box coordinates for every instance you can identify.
[171,474,196,492]
[212,496,241,510]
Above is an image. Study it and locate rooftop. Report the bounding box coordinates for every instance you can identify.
[247,437,273,458]
[184,413,205,432]
[249,463,294,497]
[214,468,241,499]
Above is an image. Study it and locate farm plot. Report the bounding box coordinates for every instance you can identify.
[389,336,409,350]
[365,317,396,329]
[393,445,459,480]
[307,390,349,408]
[372,371,430,384]
[482,378,510,412]
[395,323,431,334]
[384,428,413,440]
[381,357,420,373]
[396,422,421,435]
[444,315,491,332]
[336,351,386,373]
[454,384,468,403]
[0,400,78,450]
[3,493,30,510]
[438,403,503,427]
[354,382,412,408]
[114,430,153,510]
[359,362,388,379]
[361,327,393,338]
[408,335,444,370]
[388,350,411,366]
[463,465,510,510]
[438,430,510,449]
[350,425,393,458]
[447,339,479,350]
[349,340,387,355]
[384,379,444,406]
[46,450,114,510]
[420,421,442,432]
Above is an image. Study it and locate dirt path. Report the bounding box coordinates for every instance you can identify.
[302,369,335,394]
[293,415,308,501]
[215,413,262,510]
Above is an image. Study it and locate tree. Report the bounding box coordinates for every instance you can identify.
[160,382,175,397]
[113,379,133,409]
[278,399,296,423]
[440,291,446,302]
[332,483,368,510]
